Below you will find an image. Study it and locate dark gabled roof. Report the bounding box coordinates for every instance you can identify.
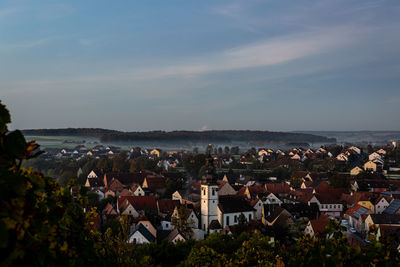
[369,214,400,225]
[209,219,222,229]
[263,205,286,223]
[158,199,180,213]
[118,196,157,211]
[104,171,153,187]
[143,176,167,189]
[218,196,255,213]
[167,228,186,242]
[310,218,330,235]
[135,224,156,242]
[87,177,103,187]
[383,199,400,214]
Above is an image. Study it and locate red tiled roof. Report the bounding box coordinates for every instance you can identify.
[118,196,157,211]
[109,178,124,191]
[120,189,133,196]
[265,183,291,194]
[310,218,330,235]
[157,199,180,213]
[143,176,167,189]
[345,204,363,216]
[103,203,118,215]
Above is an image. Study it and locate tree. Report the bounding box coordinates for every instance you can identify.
[0,101,104,266]
[112,151,128,171]
[96,156,110,171]
[224,146,230,155]
[183,154,206,178]
[129,157,145,172]
[58,170,75,187]
[171,206,194,238]
[230,146,239,155]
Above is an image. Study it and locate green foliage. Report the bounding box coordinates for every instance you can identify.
[183,154,206,178]
[0,102,103,266]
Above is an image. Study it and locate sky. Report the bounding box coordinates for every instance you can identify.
[1,0,400,132]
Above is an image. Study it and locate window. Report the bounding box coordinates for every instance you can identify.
[249,214,252,220]
[226,216,230,225]
[213,200,215,203]
[212,189,215,196]
[234,216,237,223]
[333,205,336,209]
[203,188,206,195]
[259,203,261,206]
[204,224,206,230]
[377,205,380,208]
[166,223,169,227]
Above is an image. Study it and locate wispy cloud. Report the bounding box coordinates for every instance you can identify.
[0,37,55,50]
[2,24,367,96]
[0,7,20,18]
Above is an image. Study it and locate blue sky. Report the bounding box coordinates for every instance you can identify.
[1,0,400,131]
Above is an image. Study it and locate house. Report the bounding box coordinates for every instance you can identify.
[364,161,377,172]
[350,166,363,176]
[132,185,146,196]
[150,149,161,158]
[172,190,185,202]
[262,205,294,230]
[364,214,400,233]
[251,198,264,220]
[161,218,172,230]
[172,205,199,229]
[157,199,180,216]
[281,203,319,221]
[336,153,348,162]
[167,229,186,243]
[369,152,382,161]
[85,170,103,188]
[128,224,156,244]
[383,199,400,214]
[108,178,124,193]
[102,203,119,220]
[375,195,392,214]
[344,204,371,232]
[304,217,330,237]
[117,195,157,216]
[142,175,167,195]
[309,194,343,217]
[264,183,291,199]
[137,220,157,238]
[340,192,377,212]
[217,180,237,196]
[263,192,282,205]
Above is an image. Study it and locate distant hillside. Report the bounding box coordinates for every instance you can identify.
[22,128,336,143]
[22,128,120,137]
[100,130,336,143]
[297,131,400,143]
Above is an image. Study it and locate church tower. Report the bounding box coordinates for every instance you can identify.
[200,152,219,233]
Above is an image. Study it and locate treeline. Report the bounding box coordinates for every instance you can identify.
[22,128,120,137]
[100,130,336,143]
[22,128,336,143]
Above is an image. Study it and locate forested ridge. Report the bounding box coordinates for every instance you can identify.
[22,128,336,143]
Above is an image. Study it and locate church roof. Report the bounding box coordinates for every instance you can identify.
[218,195,255,213]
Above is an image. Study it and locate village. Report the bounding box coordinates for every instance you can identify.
[37,140,400,248]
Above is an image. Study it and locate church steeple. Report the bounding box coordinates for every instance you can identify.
[201,152,217,185]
